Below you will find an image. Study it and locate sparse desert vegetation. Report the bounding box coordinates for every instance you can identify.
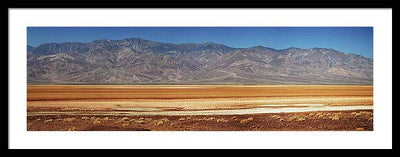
[26,110,373,131]
[27,85,373,131]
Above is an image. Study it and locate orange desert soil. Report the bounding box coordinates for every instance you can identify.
[27,85,373,131]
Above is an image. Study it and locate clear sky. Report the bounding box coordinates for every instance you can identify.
[27,27,373,58]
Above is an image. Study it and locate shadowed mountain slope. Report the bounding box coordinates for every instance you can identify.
[27,38,373,85]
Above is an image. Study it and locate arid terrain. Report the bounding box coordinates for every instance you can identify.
[28,38,373,85]
[27,85,373,131]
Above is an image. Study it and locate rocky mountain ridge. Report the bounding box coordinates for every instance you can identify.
[27,38,373,85]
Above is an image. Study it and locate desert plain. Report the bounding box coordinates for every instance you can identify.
[27,85,373,131]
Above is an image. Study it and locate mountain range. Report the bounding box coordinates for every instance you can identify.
[27,38,373,85]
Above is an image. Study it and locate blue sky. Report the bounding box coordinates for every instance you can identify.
[27,27,373,58]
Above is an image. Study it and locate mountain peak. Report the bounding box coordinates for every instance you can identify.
[202,41,217,45]
[249,45,275,50]
[250,45,266,49]
[27,45,34,50]
[93,39,112,43]
[282,47,303,51]
[122,37,148,42]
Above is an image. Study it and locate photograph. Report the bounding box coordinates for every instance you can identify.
[26,27,374,131]
[8,8,392,149]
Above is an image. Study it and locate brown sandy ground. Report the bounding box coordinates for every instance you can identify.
[27,85,373,101]
[27,110,373,131]
[27,85,373,131]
